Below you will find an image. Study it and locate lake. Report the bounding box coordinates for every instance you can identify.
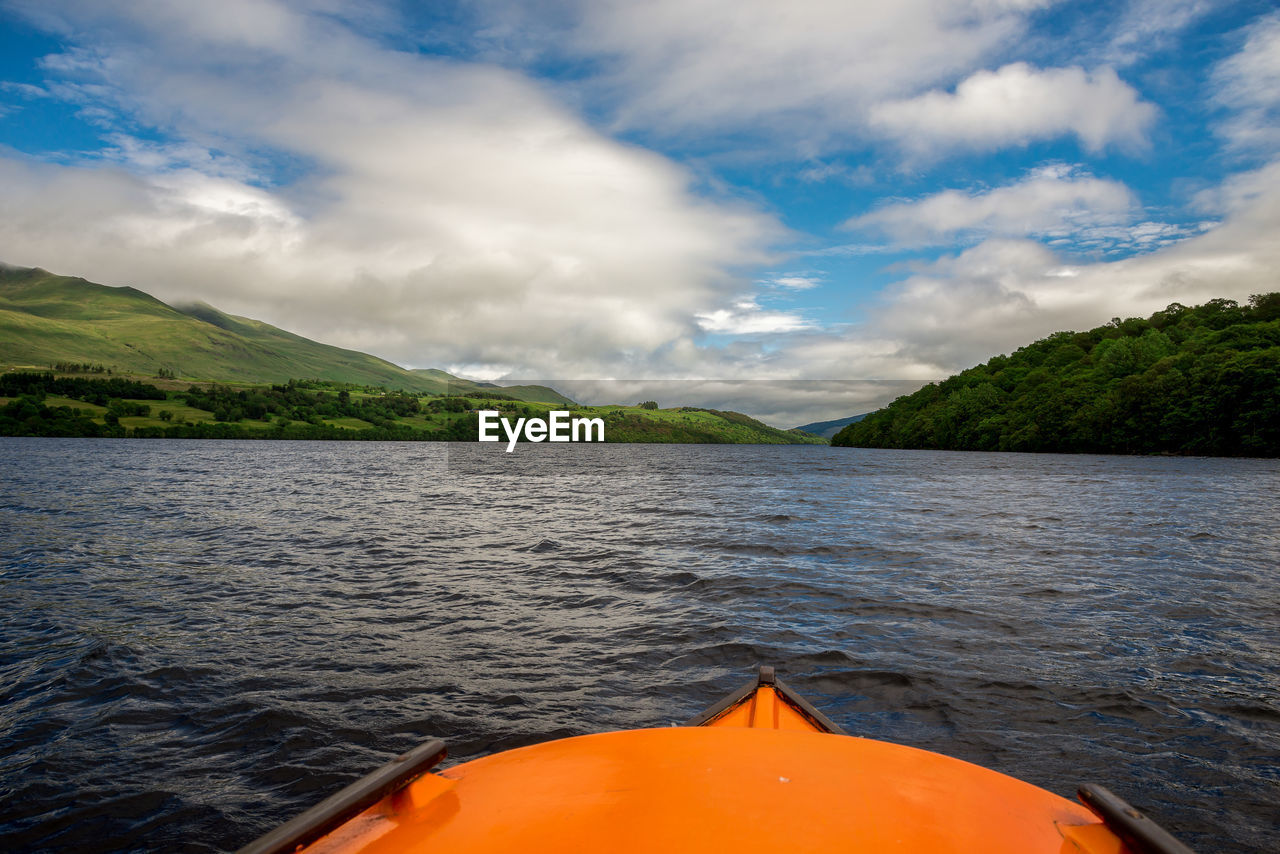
[1,439,1277,852]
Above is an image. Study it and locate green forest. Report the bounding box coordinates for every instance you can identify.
[0,375,480,440]
[0,374,820,444]
[832,294,1280,457]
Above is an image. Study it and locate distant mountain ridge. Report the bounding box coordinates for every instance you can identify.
[0,264,570,403]
[794,413,866,439]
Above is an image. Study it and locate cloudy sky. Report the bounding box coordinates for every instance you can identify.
[0,1,1277,423]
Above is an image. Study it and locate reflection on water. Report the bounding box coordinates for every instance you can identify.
[1,439,1277,852]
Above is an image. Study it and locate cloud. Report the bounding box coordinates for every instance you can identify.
[869,63,1156,154]
[848,165,1135,244]
[795,161,875,185]
[0,0,782,379]
[536,379,927,429]
[703,157,1280,397]
[764,275,822,290]
[487,0,1050,149]
[95,134,260,181]
[800,243,900,258]
[1211,12,1280,152]
[866,239,1066,369]
[1100,0,1217,67]
[845,158,1280,372]
[696,299,810,334]
[1,81,52,101]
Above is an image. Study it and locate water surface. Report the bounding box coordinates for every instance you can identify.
[1,439,1277,852]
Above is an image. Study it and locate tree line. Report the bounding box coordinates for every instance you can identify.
[181,381,425,426]
[832,294,1280,457]
[0,374,482,440]
[0,372,166,403]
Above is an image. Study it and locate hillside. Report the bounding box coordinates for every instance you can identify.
[0,372,823,444]
[601,406,824,444]
[833,295,1280,457]
[0,265,564,402]
[794,413,866,439]
[407,369,574,405]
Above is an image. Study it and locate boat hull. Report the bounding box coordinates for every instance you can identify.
[240,668,1192,854]
[301,726,1113,854]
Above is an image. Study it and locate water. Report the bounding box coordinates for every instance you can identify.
[1,439,1277,852]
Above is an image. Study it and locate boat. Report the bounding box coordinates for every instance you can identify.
[239,666,1194,854]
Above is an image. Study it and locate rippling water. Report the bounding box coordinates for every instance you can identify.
[1,438,1277,852]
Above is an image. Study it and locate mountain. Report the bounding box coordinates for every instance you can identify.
[832,295,1280,457]
[0,265,566,402]
[406,369,574,405]
[602,406,825,444]
[794,413,866,439]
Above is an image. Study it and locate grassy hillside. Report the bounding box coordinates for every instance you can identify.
[597,405,825,444]
[833,294,1280,457]
[406,369,574,405]
[0,372,824,444]
[0,265,564,403]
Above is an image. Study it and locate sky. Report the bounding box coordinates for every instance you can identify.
[0,1,1277,425]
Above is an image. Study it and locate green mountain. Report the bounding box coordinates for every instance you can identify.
[0,264,565,402]
[794,413,866,439]
[407,369,574,405]
[599,406,825,444]
[833,294,1280,457]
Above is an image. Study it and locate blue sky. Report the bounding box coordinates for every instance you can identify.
[0,1,1277,422]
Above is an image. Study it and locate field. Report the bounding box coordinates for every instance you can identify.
[1,373,825,444]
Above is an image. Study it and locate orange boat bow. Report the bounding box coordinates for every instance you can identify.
[240,668,1192,854]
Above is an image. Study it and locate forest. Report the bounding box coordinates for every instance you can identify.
[832,294,1280,457]
[0,376,485,441]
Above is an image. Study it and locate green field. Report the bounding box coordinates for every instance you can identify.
[323,416,376,430]
[0,373,824,444]
[43,395,107,414]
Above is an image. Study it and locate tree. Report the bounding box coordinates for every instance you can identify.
[832,292,1280,457]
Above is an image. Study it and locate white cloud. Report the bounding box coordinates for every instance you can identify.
[97,134,259,182]
[867,239,1066,368]
[490,0,1051,149]
[1060,219,1213,254]
[1,81,52,100]
[869,63,1156,154]
[800,243,900,258]
[765,275,822,290]
[848,165,1135,243]
[1211,12,1280,152]
[0,0,781,379]
[1100,0,1217,67]
[842,158,1280,372]
[796,161,874,185]
[703,157,1280,392]
[540,379,926,429]
[696,299,809,335]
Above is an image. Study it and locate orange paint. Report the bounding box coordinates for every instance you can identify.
[702,685,824,731]
[293,682,1133,854]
